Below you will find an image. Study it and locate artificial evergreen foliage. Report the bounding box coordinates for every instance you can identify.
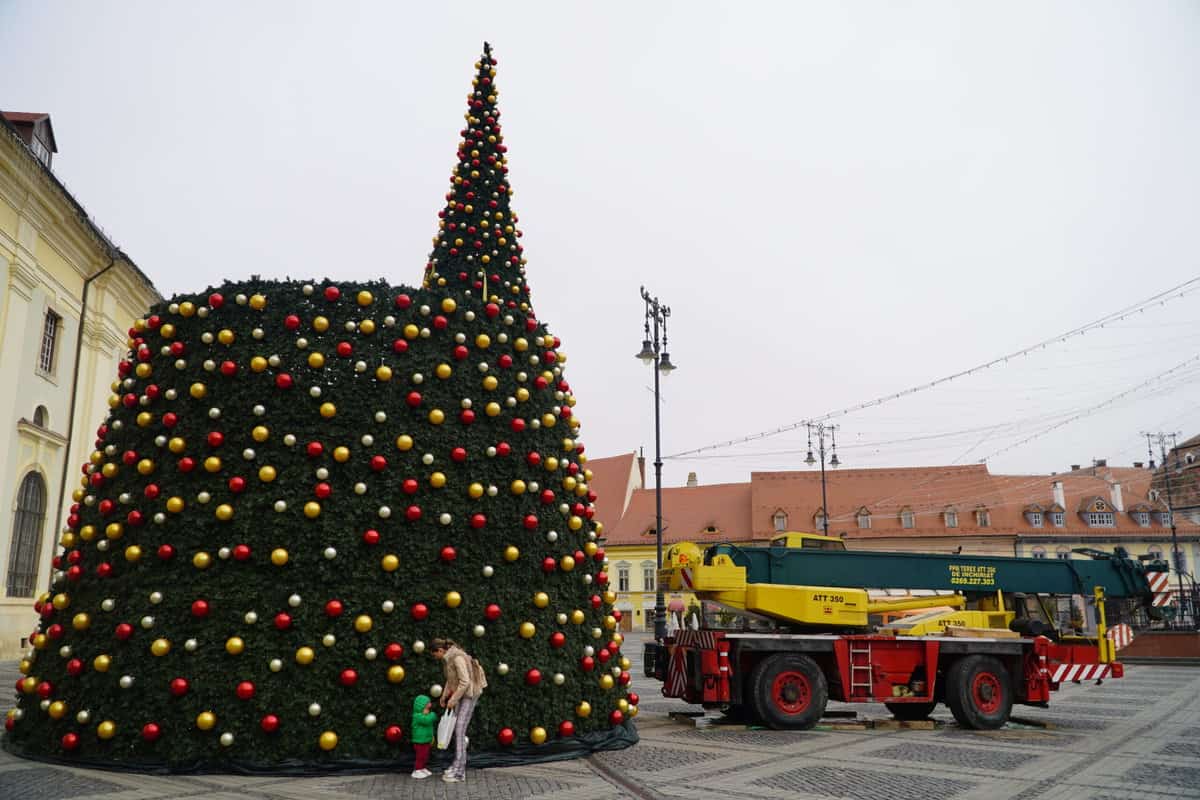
[3,43,636,771]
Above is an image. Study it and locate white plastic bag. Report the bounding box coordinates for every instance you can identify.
[436,710,455,750]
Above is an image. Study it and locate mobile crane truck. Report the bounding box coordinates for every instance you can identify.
[644,533,1169,730]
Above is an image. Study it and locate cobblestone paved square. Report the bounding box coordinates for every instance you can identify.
[3,635,1198,799]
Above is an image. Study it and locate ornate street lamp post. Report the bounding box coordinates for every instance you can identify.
[636,287,676,641]
[805,423,840,535]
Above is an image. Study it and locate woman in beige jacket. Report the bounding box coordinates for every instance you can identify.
[431,638,487,782]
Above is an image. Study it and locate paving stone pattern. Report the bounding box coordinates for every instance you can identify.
[2,647,1198,800]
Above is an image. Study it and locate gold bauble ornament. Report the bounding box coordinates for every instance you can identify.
[258,465,277,483]
[166,496,185,513]
[354,615,373,633]
[97,720,117,739]
[357,290,374,306]
[304,501,322,519]
[360,319,376,335]
[295,646,315,665]
[249,293,267,310]
[151,638,171,657]
[445,591,462,608]
[48,700,67,720]
[387,665,406,684]
[504,546,520,562]
[404,323,419,339]
[319,402,337,418]
[511,480,526,495]
[618,698,629,712]
[620,656,631,670]
[193,551,212,569]
[533,592,549,609]
[137,458,155,475]
[482,376,498,391]
[428,409,445,425]
[190,382,207,399]
[225,637,245,655]
[560,555,576,571]
[435,364,452,379]
[530,726,547,745]
[313,316,330,332]
[628,704,639,718]
[516,387,530,402]
[576,701,592,718]
[381,554,400,572]
[603,590,617,605]
[468,482,484,499]
[570,610,585,625]
[215,504,234,521]
[93,654,111,672]
[441,298,457,313]
[124,545,142,562]
[519,622,536,639]
[396,434,414,451]
[251,355,268,372]
[252,425,270,442]
[105,522,123,540]
[20,676,37,694]
[599,674,615,690]
[218,329,235,345]
[430,472,447,488]
[475,334,491,349]
[333,446,350,462]
[136,412,152,427]
[485,402,501,417]
[196,711,216,731]
[80,524,96,541]
[71,613,91,631]
[308,352,326,369]
[101,462,119,478]
[179,301,195,316]
[271,548,289,566]
[52,593,70,611]
[168,437,186,454]
[319,731,338,750]
[375,365,392,382]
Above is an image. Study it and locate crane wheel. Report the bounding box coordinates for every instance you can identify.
[946,655,1012,730]
[884,701,936,721]
[748,653,828,730]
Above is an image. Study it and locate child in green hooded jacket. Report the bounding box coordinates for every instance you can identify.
[410,694,437,779]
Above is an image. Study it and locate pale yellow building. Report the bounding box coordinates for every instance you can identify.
[0,111,160,658]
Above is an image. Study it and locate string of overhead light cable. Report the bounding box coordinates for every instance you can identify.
[666,274,1200,460]
[975,353,1200,463]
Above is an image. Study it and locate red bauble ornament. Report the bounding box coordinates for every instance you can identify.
[594,548,606,562]
[114,623,134,641]
[597,649,611,664]
[511,418,526,433]
[337,341,353,357]
[36,681,53,699]
[590,595,602,610]
[497,728,515,746]
[580,656,595,672]
[233,544,251,561]
[141,722,161,742]
[411,603,429,621]
[549,632,566,649]
[453,345,469,361]
[558,720,575,737]
[157,544,175,561]
[325,599,344,617]
[66,659,84,677]
[306,441,324,458]
[66,565,82,582]
[324,285,341,302]
[612,609,623,622]
[440,546,457,563]
[525,668,542,686]
[392,339,408,354]
[191,600,210,618]
[339,669,358,687]
[122,450,138,466]
[314,482,332,499]
[275,373,294,390]
[628,692,640,706]
[284,314,301,330]
[619,671,632,686]
[524,514,540,530]
[394,293,412,309]
[470,513,487,529]
[362,529,381,545]
[451,447,467,462]
[406,505,422,521]
[406,391,422,407]
[526,451,542,467]
[228,476,246,493]
[459,409,475,425]
[383,724,404,744]
[96,562,113,578]
[496,441,511,457]
[607,641,621,654]
[402,478,419,494]
[61,732,80,750]
[178,457,195,473]
[499,354,513,368]
[261,714,280,733]
[220,360,237,377]
[384,643,404,661]
[542,557,557,573]
[433,315,448,330]
[485,303,500,318]
[484,604,502,621]
[99,499,114,516]
[596,571,609,585]
[274,612,292,630]
[170,341,185,356]
[46,624,64,641]
[370,455,388,472]
[162,412,178,428]
[236,681,256,700]
[209,292,224,308]
[207,431,224,448]
[144,483,160,499]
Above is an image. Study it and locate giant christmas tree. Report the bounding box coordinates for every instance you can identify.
[3,43,637,772]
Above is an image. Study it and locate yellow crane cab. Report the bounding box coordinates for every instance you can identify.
[768,531,846,551]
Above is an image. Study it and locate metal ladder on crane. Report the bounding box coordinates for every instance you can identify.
[849,641,873,698]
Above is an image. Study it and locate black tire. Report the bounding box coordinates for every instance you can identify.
[748,654,828,730]
[884,701,937,721]
[945,655,1012,730]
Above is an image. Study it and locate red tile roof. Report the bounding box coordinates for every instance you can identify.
[603,481,753,546]
[583,451,639,534]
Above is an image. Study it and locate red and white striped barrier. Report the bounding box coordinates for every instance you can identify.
[665,645,688,697]
[1148,572,1174,607]
[1106,623,1134,651]
[1051,662,1113,683]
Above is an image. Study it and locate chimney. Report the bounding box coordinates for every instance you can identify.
[1052,480,1065,509]
[1110,482,1124,512]
[1095,458,1107,468]
[1070,464,1081,472]
[686,472,698,488]
[1133,462,1144,469]
[637,452,646,487]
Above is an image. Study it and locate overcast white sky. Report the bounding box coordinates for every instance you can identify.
[3,1,1198,489]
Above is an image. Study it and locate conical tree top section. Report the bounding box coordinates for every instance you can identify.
[425,42,531,312]
[2,44,637,772]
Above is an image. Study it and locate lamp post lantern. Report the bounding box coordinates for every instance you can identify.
[637,287,675,641]
[805,423,840,536]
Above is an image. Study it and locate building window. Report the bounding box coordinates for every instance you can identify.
[1173,550,1188,574]
[1056,547,1071,560]
[1027,512,1043,528]
[944,511,958,528]
[856,509,871,529]
[7,472,47,597]
[1050,512,1065,527]
[617,565,630,593]
[1186,452,1196,465]
[814,510,826,531]
[32,406,48,427]
[1031,546,1047,559]
[772,510,788,532]
[38,310,61,375]
[1132,511,1150,527]
[900,510,915,529]
[1087,512,1115,527]
[976,509,990,527]
[642,564,655,591]
[1156,512,1173,527]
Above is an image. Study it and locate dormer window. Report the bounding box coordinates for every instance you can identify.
[1156,511,1173,527]
[1051,512,1065,527]
[1026,511,1043,528]
[975,508,990,528]
[1132,511,1150,527]
[1087,511,1115,527]
[772,510,788,532]
[900,509,915,529]
[856,508,871,529]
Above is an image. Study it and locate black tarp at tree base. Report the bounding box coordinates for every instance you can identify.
[1,720,637,775]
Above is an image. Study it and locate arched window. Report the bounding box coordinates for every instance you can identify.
[1031,546,1047,559]
[1056,547,1071,560]
[772,510,788,532]
[856,507,872,529]
[32,406,48,427]
[7,472,47,597]
[813,508,826,531]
